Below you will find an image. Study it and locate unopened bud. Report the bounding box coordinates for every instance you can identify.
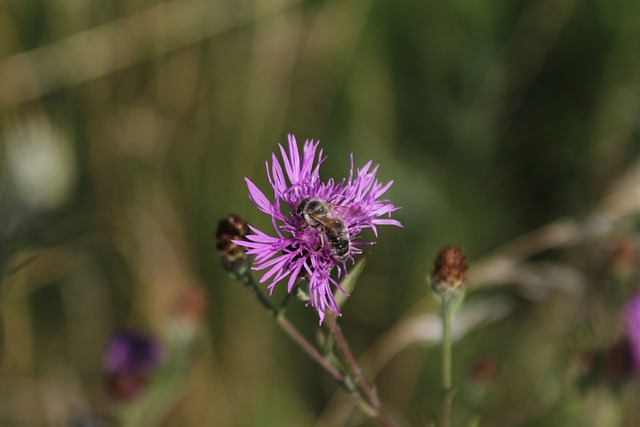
[216,214,249,270]
[578,339,636,390]
[431,246,468,296]
[470,355,498,384]
[170,284,207,344]
[175,285,207,324]
[603,339,635,380]
[611,239,636,283]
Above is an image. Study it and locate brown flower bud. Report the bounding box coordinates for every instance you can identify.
[611,239,637,282]
[107,371,149,401]
[175,284,207,324]
[471,355,498,384]
[431,246,468,295]
[216,214,249,269]
[578,338,637,390]
[603,338,635,380]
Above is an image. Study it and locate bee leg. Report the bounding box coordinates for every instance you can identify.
[315,231,326,253]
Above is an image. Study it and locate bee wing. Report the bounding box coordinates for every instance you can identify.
[326,202,358,219]
[319,216,344,229]
[306,211,341,228]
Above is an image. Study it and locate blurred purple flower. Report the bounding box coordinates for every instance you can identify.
[236,135,401,323]
[625,294,640,372]
[103,331,163,401]
[104,331,163,375]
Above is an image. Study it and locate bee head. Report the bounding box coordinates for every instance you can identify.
[295,198,310,216]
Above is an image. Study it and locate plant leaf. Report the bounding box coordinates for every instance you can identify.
[335,256,368,310]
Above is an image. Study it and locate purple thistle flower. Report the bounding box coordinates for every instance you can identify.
[236,134,402,323]
[104,331,164,376]
[103,331,164,401]
[625,293,640,372]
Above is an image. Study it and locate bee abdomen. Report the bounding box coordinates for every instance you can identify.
[327,234,350,262]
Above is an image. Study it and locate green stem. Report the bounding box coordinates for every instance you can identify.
[441,296,454,427]
[235,268,278,316]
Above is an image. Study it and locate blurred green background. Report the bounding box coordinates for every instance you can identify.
[1,0,640,426]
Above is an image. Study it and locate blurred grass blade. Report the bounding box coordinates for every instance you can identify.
[0,0,304,107]
[1,255,38,280]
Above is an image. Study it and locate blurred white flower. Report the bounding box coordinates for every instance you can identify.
[4,115,76,211]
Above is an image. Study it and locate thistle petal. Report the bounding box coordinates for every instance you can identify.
[245,178,273,215]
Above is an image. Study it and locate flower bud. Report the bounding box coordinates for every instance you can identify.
[471,355,498,384]
[611,239,637,284]
[170,284,207,344]
[603,339,635,380]
[216,214,249,271]
[624,293,640,372]
[578,293,640,390]
[431,246,468,296]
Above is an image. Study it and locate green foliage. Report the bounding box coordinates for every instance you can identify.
[1,0,640,426]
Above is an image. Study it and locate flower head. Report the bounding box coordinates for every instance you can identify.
[103,331,164,401]
[236,135,401,323]
[624,293,640,372]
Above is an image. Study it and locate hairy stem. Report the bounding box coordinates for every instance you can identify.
[441,296,454,427]
[326,312,399,427]
[236,270,365,401]
[276,316,359,396]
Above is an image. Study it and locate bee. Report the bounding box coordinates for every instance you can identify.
[295,198,351,263]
